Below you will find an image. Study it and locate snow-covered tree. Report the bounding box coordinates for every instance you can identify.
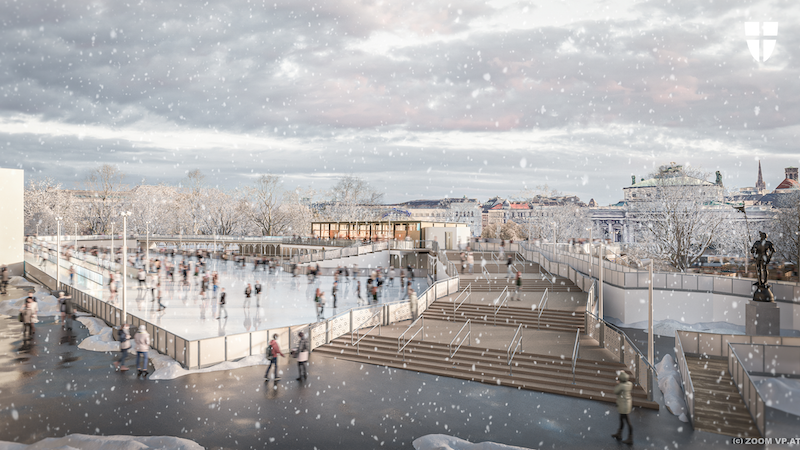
[771,191,800,278]
[629,167,730,272]
[24,177,77,235]
[81,164,127,234]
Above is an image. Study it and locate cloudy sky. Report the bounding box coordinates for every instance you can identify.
[1,0,798,205]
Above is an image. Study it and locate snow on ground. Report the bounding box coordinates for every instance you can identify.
[9,276,39,288]
[752,376,800,417]
[0,433,203,450]
[606,317,746,337]
[0,283,59,318]
[76,316,119,352]
[655,354,689,422]
[414,434,532,450]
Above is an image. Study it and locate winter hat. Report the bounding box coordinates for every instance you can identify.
[618,372,629,382]
[139,325,146,332]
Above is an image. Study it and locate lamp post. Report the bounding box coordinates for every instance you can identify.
[586,226,593,278]
[56,217,63,287]
[110,222,115,265]
[74,224,78,252]
[120,211,131,323]
[146,221,151,265]
[648,259,654,365]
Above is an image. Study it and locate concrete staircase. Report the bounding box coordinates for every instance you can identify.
[423,299,584,333]
[314,333,658,410]
[686,355,759,438]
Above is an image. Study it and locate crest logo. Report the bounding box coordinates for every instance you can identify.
[745,22,778,63]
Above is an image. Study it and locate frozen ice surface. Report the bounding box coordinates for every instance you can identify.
[414,434,532,450]
[0,434,203,449]
[752,376,800,417]
[655,354,689,422]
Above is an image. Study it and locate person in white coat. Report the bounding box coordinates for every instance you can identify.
[134,325,151,378]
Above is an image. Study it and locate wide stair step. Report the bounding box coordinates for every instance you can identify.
[314,334,658,410]
[685,355,760,438]
[423,302,584,333]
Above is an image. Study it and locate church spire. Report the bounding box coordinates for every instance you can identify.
[756,161,766,192]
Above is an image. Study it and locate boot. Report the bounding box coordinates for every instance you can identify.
[623,432,633,445]
[611,431,622,441]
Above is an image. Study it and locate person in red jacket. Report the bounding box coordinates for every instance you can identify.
[265,333,285,380]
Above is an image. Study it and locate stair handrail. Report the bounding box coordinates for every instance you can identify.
[448,319,471,359]
[571,328,581,384]
[514,252,527,273]
[507,323,523,375]
[538,264,555,284]
[397,316,425,361]
[536,288,549,329]
[492,286,510,326]
[481,265,491,284]
[397,315,424,351]
[351,309,383,355]
[453,283,473,313]
[675,332,695,425]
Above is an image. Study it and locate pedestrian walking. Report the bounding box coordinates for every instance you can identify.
[265,333,285,380]
[114,323,131,372]
[467,250,474,274]
[388,266,395,287]
[332,280,338,308]
[316,291,326,320]
[506,255,514,280]
[244,283,252,309]
[356,280,362,306]
[58,291,74,330]
[294,332,310,381]
[0,264,8,294]
[69,265,75,285]
[20,294,38,340]
[217,288,228,319]
[409,286,418,321]
[134,325,151,378]
[157,281,166,311]
[611,371,634,445]
[514,271,523,301]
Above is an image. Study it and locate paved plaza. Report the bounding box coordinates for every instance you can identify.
[25,252,428,340]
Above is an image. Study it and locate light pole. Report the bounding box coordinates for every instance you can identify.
[74,223,78,251]
[146,221,151,265]
[110,222,115,266]
[56,217,63,287]
[120,211,131,323]
[586,226,593,278]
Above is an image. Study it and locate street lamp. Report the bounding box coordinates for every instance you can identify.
[56,217,63,287]
[120,211,132,323]
[146,221,151,265]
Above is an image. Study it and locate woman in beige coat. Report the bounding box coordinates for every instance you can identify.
[612,371,633,444]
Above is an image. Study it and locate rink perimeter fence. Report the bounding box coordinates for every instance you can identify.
[23,255,460,370]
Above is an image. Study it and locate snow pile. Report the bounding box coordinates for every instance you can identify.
[655,354,689,422]
[9,276,39,288]
[606,317,745,337]
[0,433,203,450]
[0,287,59,318]
[77,326,119,352]
[77,316,109,335]
[753,377,800,417]
[414,435,532,450]
[149,352,268,380]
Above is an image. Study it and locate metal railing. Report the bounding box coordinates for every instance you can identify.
[492,286,510,326]
[728,343,767,436]
[675,332,695,424]
[449,319,472,359]
[538,263,555,284]
[536,288,549,330]
[397,316,425,361]
[351,309,383,355]
[571,328,581,384]
[481,265,491,284]
[453,283,472,313]
[507,324,523,375]
[514,252,528,273]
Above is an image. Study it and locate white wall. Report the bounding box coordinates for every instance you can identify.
[603,283,799,331]
[0,168,24,275]
[312,250,390,269]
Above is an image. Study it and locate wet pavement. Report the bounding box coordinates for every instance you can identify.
[0,312,765,450]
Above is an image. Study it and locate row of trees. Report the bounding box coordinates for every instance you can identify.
[24,165,384,239]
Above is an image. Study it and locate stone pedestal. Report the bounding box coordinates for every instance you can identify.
[746,301,780,336]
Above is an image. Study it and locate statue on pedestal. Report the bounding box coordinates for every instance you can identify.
[750,231,775,302]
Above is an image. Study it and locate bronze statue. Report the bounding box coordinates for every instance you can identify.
[750,231,775,302]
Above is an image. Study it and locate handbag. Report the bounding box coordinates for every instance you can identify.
[298,351,309,363]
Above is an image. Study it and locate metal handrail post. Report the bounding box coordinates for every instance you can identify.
[492,286,510,326]
[507,324,523,375]
[571,328,580,384]
[449,319,471,359]
[537,288,549,329]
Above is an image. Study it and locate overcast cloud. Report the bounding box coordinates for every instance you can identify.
[1,0,799,205]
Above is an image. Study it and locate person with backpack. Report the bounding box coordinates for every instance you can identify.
[58,292,74,330]
[134,325,151,378]
[294,332,310,381]
[611,371,634,445]
[114,323,131,372]
[217,287,228,319]
[265,333,285,380]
